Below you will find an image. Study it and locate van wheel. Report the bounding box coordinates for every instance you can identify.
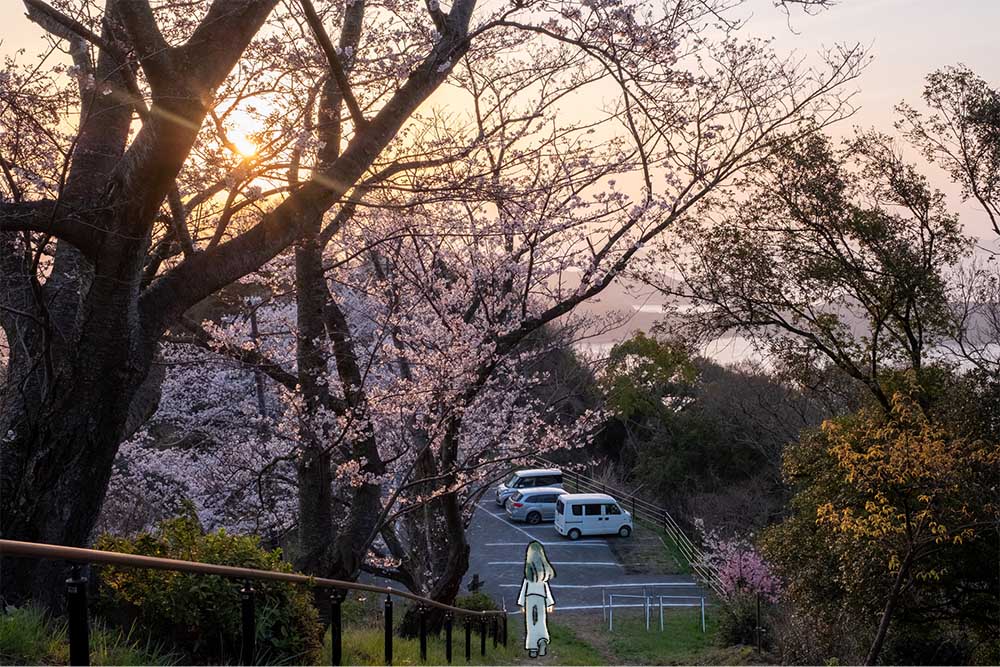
[527,512,542,525]
[568,528,581,541]
[618,525,632,538]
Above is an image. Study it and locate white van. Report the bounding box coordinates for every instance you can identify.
[554,493,633,539]
[495,468,564,506]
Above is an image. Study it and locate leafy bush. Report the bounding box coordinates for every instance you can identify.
[0,605,177,666]
[95,511,321,664]
[715,593,768,649]
[453,592,499,613]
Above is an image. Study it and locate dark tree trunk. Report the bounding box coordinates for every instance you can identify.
[0,231,159,609]
[0,0,277,610]
[864,549,914,665]
[398,490,471,637]
[293,231,336,577]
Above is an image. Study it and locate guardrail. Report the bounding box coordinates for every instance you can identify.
[0,539,506,667]
[531,455,725,597]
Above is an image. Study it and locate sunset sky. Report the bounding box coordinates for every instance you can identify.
[2,0,997,244]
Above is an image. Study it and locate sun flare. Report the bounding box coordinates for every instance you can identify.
[230,132,257,157]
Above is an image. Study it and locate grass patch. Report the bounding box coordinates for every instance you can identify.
[559,607,759,665]
[317,616,604,666]
[632,516,692,575]
[0,606,178,666]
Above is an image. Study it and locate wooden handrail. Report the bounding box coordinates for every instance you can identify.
[0,539,504,618]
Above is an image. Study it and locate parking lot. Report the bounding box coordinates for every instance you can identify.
[464,493,705,614]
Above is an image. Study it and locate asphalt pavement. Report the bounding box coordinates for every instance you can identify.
[463,494,705,615]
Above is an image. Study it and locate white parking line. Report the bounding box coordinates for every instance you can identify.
[498,582,698,589]
[507,602,707,614]
[475,504,539,540]
[484,542,611,548]
[487,561,621,567]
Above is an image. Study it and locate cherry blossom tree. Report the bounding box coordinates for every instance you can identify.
[1,0,865,608]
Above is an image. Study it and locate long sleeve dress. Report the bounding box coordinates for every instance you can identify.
[517,578,555,652]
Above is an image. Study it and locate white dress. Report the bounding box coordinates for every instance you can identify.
[517,579,555,652]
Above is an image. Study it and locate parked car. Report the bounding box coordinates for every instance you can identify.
[495,468,564,506]
[505,487,569,524]
[554,493,632,539]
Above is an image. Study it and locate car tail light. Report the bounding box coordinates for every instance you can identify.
[512,502,523,508]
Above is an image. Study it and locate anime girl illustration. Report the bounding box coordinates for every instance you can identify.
[517,540,556,658]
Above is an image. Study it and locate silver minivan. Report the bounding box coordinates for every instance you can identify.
[495,468,564,506]
[505,487,568,524]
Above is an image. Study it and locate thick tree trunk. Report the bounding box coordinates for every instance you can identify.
[293,232,337,577]
[398,490,471,636]
[0,260,157,609]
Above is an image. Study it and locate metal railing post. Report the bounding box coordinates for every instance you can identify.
[602,587,606,622]
[608,594,614,631]
[419,604,427,663]
[502,612,508,647]
[66,564,90,667]
[445,612,453,664]
[330,589,345,666]
[643,587,649,631]
[464,618,471,663]
[492,616,498,648]
[480,617,486,656]
[631,496,636,519]
[384,592,393,666]
[702,596,706,634]
[659,596,664,632]
[240,582,255,666]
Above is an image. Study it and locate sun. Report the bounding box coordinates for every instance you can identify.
[230,131,258,157]
[225,108,261,157]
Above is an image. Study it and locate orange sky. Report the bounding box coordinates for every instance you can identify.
[2,0,997,246]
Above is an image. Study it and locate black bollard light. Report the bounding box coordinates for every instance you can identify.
[445,612,453,664]
[384,592,393,666]
[66,564,90,666]
[418,605,427,663]
[240,582,255,666]
[330,588,346,666]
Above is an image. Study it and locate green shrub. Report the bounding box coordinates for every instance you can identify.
[715,593,771,650]
[95,511,321,664]
[453,592,499,613]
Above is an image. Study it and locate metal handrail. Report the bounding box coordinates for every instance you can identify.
[0,539,501,618]
[0,539,507,666]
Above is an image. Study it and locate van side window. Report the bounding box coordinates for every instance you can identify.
[584,504,602,516]
[572,504,583,516]
[605,504,622,515]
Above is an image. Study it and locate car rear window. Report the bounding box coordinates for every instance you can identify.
[511,492,523,502]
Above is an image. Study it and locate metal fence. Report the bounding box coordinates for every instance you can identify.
[0,539,506,667]
[531,455,725,597]
[604,592,706,633]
